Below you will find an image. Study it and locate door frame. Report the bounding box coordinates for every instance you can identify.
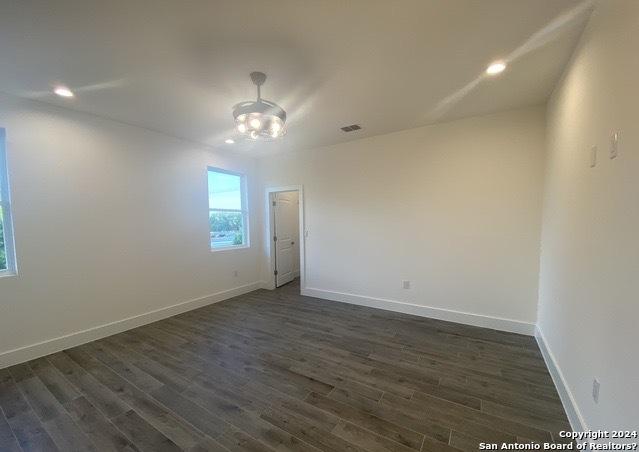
[264,185,306,290]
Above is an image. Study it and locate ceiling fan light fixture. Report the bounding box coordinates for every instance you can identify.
[232,72,286,140]
[249,116,262,129]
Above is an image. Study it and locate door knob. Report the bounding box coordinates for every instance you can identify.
[291,241,295,245]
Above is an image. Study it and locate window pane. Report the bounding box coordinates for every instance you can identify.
[208,170,242,210]
[210,211,244,248]
[0,206,6,271]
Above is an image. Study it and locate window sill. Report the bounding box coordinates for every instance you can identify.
[0,270,17,279]
[210,245,250,253]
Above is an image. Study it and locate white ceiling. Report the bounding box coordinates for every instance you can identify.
[0,0,593,156]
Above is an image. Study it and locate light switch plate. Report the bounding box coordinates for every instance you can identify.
[610,131,619,159]
[592,378,600,403]
[590,145,597,168]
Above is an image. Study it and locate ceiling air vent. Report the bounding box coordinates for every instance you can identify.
[340,124,362,132]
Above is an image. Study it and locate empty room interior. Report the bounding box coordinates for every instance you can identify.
[0,1,637,450]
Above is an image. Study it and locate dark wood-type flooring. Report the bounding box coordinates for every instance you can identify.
[0,279,571,451]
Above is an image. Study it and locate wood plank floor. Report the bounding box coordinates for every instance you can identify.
[0,279,571,451]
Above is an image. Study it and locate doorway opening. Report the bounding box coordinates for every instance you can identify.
[266,186,305,289]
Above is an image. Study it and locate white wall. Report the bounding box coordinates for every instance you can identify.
[538,0,639,430]
[259,106,546,333]
[0,93,263,367]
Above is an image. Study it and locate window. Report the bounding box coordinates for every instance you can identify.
[0,129,16,274]
[208,167,249,250]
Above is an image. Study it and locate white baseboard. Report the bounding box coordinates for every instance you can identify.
[0,281,264,370]
[301,287,535,335]
[535,326,586,432]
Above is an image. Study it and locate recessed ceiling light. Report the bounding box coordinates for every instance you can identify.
[225,138,235,144]
[486,61,507,75]
[54,86,74,98]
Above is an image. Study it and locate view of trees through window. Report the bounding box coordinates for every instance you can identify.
[209,211,243,246]
[208,169,247,249]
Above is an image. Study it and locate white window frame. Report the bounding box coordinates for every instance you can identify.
[0,128,17,276]
[207,166,250,252]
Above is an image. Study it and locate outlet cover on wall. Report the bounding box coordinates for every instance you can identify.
[592,378,600,403]
[590,145,597,168]
[402,280,411,289]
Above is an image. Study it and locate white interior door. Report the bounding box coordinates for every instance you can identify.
[274,191,299,287]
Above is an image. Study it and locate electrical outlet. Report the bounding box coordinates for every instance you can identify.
[402,280,411,289]
[233,270,239,278]
[592,378,600,403]
[610,131,619,159]
[590,145,597,168]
